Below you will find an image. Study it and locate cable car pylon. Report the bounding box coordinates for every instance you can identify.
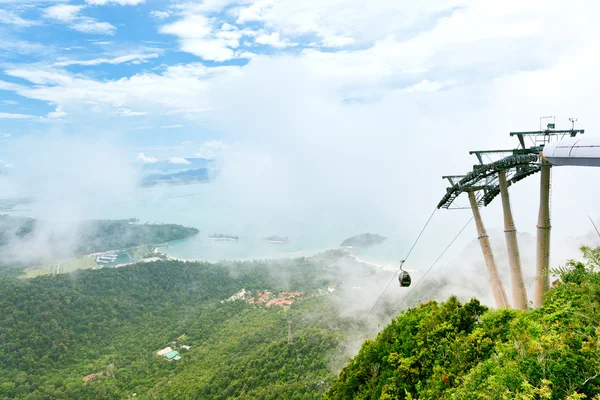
[437,119,585,309]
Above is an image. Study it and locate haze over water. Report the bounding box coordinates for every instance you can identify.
[10,182,410,265]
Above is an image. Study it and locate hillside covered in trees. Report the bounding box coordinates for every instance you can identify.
[0,215,198,254]
[0,215,198,275]
[0,254,367,399]
[2,240,600,399]
[325,246,600,400]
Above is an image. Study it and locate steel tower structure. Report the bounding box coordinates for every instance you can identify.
[438,121,584,309]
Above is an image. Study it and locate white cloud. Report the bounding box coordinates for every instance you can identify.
[182,140,193,145]
[0,9,39,27]
[1,64,225,117]
[86,0,145,5]
[401,79,456,94]
[42,4,116,35]
[160,14,255,61]
[136,152,157,164]
[72,19,116,35]
[181,39,236,61]
[195,140,226,159]
[168,157,191,165]
[321,35,354,47]
[119,108,147,116]
[0,112,34,119]
[6,69,73,86]
[0,80,25,92]
[2,1,598,136]
[0,38,47,56]
[150,10,170,20]
[2,100,18,105]
[2,133,12,138]
[236,0,273,24]
[162,125,184,129]
[161,14,212,38]
[254,31,295,48]
[46,107,67,119]
[53,53,160,67]
[0,160,13,168]
[234,0,467,47]
[43,4,83,23]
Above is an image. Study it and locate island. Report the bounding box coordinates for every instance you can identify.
[0,215,199,276]
[141,168,210,187]
[340,233,387,248]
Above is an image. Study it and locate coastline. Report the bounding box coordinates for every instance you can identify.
[157,246,334,263]
[156,244,396,273]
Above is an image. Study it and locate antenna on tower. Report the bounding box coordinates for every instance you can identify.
[569,117,578,131]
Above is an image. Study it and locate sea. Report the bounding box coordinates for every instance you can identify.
[7,182,413,268]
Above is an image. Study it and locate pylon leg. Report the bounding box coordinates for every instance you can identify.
[534,164,551,308]
[498,170,528,310]
[468,191,510,309]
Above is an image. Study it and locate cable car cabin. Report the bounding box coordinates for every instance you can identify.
[399,271,411,287]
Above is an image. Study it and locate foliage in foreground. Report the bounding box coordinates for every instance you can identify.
[325,246,600,400]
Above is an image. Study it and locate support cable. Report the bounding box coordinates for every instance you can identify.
[586,213,600,239]
[366,207,438,320]
[396,215,474,311]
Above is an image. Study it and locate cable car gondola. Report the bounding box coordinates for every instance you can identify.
[398,260,411,287]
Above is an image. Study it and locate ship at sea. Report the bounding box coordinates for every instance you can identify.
[208,233,239,241]
[264,236,290,244]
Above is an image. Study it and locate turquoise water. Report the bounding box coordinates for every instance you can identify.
[95,252,140,268]
[10,182,413,265]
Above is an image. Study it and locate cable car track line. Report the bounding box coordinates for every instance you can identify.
[587,212,600,239]
[397,215,474,311]
[366,206,438,320]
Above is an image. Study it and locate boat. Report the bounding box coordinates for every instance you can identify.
[208,233,239,241]
[264,236,289,244]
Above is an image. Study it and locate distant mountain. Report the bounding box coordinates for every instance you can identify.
[141,168,210,187]
[341,233,387,248]
[0,197,33,211]
[142,158,214,173]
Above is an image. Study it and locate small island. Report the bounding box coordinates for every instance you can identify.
[340,233,387,248]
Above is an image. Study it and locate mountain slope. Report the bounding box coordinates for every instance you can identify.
[0,256,365,399]
[325,246,600,399]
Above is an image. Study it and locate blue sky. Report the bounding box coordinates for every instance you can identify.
[2,0,600,253]
[0,0,598,192]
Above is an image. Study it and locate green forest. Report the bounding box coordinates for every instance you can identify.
[0,254,365,399]
[2,239,600,399]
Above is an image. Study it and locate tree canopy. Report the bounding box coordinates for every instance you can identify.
[325,246,600,400]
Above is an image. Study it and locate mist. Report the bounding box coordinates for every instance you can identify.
[0,134,139,264]
[1,0,600,349]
